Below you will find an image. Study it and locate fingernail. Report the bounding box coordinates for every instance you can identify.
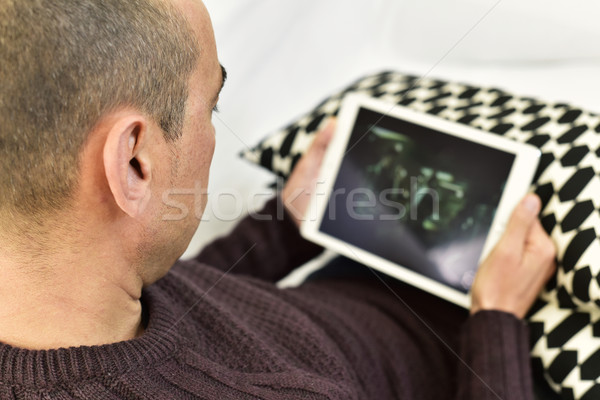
[325,118,336,131]
[523,195,540,215]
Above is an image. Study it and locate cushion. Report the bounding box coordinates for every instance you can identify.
[240,71,600,400]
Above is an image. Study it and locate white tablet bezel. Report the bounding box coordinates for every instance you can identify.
[300,93,541,308]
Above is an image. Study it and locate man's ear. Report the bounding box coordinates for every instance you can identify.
[103,116,152,217]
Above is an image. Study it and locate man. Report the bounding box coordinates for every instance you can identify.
[0,0,555,399]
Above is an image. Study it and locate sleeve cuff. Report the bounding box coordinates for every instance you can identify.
[457,310,534,400]
[259,195,324,275]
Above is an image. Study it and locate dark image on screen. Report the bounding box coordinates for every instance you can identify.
[319,108,515,292]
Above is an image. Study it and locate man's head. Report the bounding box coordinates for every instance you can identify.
[0,0,224,283]
[0,0,200,215]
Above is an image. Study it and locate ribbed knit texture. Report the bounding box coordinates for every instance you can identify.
[0,197,534,399]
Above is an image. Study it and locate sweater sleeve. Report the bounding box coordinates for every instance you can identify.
[194,195,323,282]
[455,310,534,400]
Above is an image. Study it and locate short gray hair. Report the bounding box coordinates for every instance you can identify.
[0,0,199,215]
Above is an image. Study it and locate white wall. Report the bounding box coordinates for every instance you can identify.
[183,0,600,257]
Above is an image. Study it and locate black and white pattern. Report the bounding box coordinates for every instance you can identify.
[240,71,600,400]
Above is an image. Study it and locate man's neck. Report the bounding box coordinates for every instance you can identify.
[0,238,145,350]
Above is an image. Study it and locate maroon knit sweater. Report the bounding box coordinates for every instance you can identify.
[0,197,534,399]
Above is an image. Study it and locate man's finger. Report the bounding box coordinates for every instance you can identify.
[498,194,541,254]
[523,219,557,277]
[310,118,336,153]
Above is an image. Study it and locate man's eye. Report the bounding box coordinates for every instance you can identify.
[212,104,220,113]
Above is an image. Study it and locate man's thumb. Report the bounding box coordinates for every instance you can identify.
[501,194,541,249]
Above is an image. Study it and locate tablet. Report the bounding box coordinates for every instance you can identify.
[300,94,541,308]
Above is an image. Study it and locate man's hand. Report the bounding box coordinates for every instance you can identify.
[282,119,336,227]
[470,194,556,319]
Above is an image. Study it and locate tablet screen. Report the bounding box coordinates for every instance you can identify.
[318,107,516,293]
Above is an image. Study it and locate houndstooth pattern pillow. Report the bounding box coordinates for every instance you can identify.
[240,71,600,400]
